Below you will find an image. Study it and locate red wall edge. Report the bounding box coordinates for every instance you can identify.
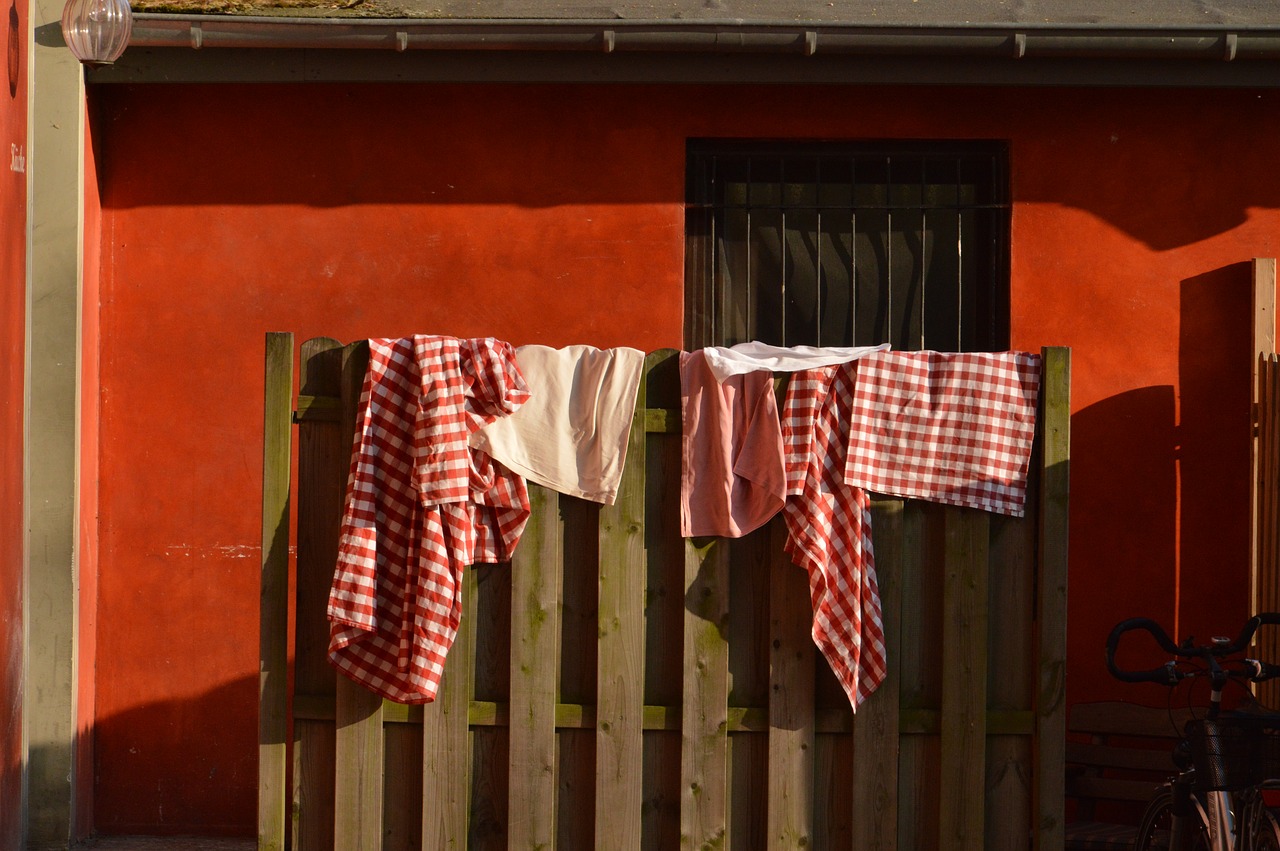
[0,0,26,845]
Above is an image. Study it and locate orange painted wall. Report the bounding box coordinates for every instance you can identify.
[89,81,1279,832]
[0,0,25,845]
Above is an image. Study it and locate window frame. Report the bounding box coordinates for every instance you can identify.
[684,139,1012,353]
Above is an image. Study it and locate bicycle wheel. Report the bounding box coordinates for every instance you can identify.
[1240,789,1280,851]
[1135,787,1211,851]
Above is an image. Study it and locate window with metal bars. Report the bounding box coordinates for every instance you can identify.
[684,141,1011,352]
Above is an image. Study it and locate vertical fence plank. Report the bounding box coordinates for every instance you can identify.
[509,484,564,849]
[768,517,814,850]
[595,363,648,850]
[1253,259,1277,625]
[896,503,937,851]
[1036,346,1071,851]
[423,562,477,850]
[294,337,345,851]
[333,341,384,850]
[680,538,730,851]
[855,499,905,851]
[385,717,425,851]
[939,508,989,851]
[1262,354,1280,711]
[260,332,293,851]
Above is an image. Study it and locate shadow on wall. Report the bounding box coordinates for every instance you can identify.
[1067,261,1257,700]
[86,85,1280,252]
[88,675,259,838]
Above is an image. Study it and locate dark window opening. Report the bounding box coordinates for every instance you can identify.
[684,141,1011,352]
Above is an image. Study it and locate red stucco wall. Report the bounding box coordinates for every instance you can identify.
[89,82,1278,833]
[0,0,24,845]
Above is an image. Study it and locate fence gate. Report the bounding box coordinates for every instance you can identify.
[258,335,1071,851]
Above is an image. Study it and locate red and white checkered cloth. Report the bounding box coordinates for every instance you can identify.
[845,351,1041,518]
[328,336,531,703]
[782,363,887,710]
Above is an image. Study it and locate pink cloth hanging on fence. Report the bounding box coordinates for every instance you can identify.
[781,362,887,710]
[328,335,531,704]
[680,349,787,538]
[844,350,1042,518]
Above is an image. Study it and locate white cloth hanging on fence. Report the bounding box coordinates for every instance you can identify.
[701,341,889,382]
[471,344,645,505]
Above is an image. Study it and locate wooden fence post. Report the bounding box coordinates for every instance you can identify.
[259,332,293,851]
[1036,345,1071,851]
[595,357,649,849]
[508,484,564,848]
[680,538,729,850]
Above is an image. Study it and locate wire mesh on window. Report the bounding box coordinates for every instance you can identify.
[684,142,1010,353]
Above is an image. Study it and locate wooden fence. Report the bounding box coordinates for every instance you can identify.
[258,334,1071,851]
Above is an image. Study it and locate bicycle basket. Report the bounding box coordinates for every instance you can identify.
[1185,715,1280,791]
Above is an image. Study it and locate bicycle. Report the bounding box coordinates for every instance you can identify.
[1106,613,1280,851]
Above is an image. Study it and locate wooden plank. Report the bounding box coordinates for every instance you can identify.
[896,502,936,851]
[594,354,649,850]
[468,560,511,851]
[259,331,293,851]
[1259,354,1273,707]
[938,507,989,851]
[333,340,385,851]
[1253,259,1277,633]
[642,354,689,851]
[422,563,478,849]
[767,517,814,850]
[726,525,773,850]
[293,337,345,851]
[679,538,730,851]
[1264,355,1280,708]
[854,499,906,851]
[1035,346,1071,851]
[293,720,336,851]
[384,722,424,851]
[985,736,1032,851]
[508,484,564,849]
[558,495,600,848]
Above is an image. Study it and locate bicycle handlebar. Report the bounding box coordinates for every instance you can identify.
[1106,613,1280,686]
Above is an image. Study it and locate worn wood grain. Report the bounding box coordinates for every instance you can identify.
[1036,346,1071,851]
[259,332,293,851]
[854,499,907,851]
[423,563,478,849]
[595,356,649,850]
[939,508,989,851]
[767,517,814,850]
[509,484,563,849]
[292,337,344,851]
[333,341,385,851]
[680,537,730,851]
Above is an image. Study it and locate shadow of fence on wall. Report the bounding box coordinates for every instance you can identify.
[258,335,1071,851]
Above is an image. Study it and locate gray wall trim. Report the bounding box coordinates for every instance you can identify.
[26,0,83,842]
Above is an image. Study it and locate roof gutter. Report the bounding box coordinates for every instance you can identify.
[127,15,1280,62]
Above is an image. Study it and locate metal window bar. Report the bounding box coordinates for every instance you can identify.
[685,142,1010,353]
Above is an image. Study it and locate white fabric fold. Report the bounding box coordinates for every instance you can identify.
[470,344,645,504]
[702,341,890,382]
